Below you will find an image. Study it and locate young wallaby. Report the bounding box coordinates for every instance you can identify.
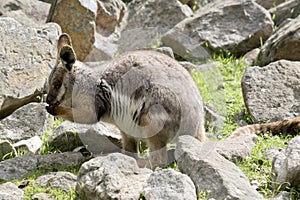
[46,33,206,168]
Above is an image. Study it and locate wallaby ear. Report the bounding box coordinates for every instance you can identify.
[58,33,72,50]
[60,45,76,71]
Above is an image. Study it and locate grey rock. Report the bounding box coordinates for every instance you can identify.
[254,0,286,9]
[0,0,50,26]
[83,33,118,62]
[204,104,225,135]
[243,48,260,66]
[37,152,84,171]
[0,153,38,181]
[242,60,300,123]
[269,0,300,27]
[272,136,300,190]
[0,103,53,142]
[143,169,197,200]
[13,135,42,154]
[0,140,16,160]
[155,46,175,59]
[269,191,290,200]
[48,121,83,152]
[118,0,192,53]
[0,182,24,200]
[76,122,122,154]
[162,0,273,61]
[96,0,127,37]
[257,15,300,66]
[0,17,60,119]
[175,135,264,200]
[0,152,84,181]
[34,171,77,193]
[216,134,259,163]
[51,0,97,61]
[51,120,121,154]
[31,193,56,200]
[76,153,152,200]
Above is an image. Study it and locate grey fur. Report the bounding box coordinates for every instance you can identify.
[46,34,206,168]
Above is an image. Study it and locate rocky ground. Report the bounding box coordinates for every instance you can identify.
[0,0,300,199]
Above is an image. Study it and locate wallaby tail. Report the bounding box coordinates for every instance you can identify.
[229,117,300,138]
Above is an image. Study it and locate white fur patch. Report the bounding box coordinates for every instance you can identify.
[110,90,168,139]
[56,85,66,102]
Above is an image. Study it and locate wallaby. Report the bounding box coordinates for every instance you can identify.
[46,33,206,168]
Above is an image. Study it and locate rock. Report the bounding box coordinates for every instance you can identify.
[0,153,38,181]
[51,0,97,61]
[269,0,300,27]
[216,134,259,163]
[0,17,60,119]
[272,136,300,190]
[0,182,24,200]
[204,104,225,135]
[83,33,118,62]
[76,153,152,200]
[96,0,126,37]
[37,152,84,171]
[0,140,16,160]
[0,0,50,26]
[76,122,122,154]
[175,135,264,200]
[31,193,56,200]
[47,121,83,152]
[50,120,121,154]
[0,152,84,181]
[269,191,290,200]
[162,0,273,61]
[13,136,42,154]
[118,0,192,53]
[143,169,197,200]
[257,16,300,66]
[254,0,286,9]
[0,103,53,142]
[243,48,260,66]
[242,60,300,123]
[155,46,175,59]
[34,171,77,193]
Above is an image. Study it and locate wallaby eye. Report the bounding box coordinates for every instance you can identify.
[54,83,62,89]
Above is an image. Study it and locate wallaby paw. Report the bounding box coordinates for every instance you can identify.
[46,105,58,116]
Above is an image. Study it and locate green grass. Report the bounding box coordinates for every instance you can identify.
[192,54,299,199]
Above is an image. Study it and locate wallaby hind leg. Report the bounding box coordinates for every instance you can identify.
[146,133,168,169]
[121,132,138,157]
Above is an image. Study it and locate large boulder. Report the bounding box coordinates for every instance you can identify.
[76,153,152,200]
[0,17,60,119]
[162,0,273,61]
[242,60,300,123]
[0,103,53,142]
[118,0,192,52]
[51,0,97,61]
[175,135,264,200]
[257,16,300,66]
[0,0,50,26]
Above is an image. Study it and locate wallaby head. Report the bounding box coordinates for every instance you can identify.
[46,33,76,107]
